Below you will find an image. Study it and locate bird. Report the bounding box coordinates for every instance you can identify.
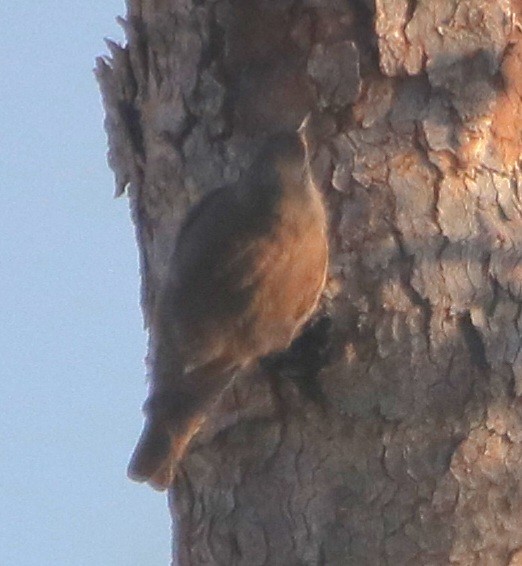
[127,117,329,490]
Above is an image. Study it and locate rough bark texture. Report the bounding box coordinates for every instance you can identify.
[97,1,522,564]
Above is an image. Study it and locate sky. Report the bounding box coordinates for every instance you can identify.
[0,2,171,564]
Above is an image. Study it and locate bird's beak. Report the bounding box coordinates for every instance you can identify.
[297,112,312,139]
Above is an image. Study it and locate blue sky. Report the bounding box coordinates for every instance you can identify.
[0,2,170,564]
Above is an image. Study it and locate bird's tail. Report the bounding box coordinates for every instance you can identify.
[127,358,239,490]
[127,413,206,491]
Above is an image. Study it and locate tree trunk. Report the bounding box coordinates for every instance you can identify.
[97,1,522,564]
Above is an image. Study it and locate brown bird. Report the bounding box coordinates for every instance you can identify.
[127,118,329,490]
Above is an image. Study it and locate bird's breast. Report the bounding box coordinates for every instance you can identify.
[241,187,328,355]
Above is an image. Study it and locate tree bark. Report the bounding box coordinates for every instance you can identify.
[97,1,522,564]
